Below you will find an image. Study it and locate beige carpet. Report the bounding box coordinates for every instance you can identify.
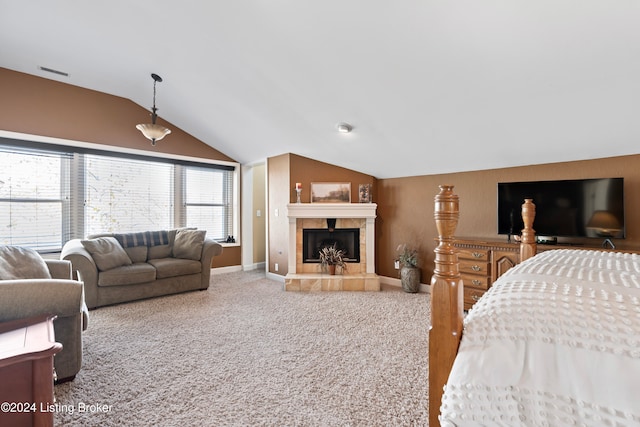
[54,270,430,426]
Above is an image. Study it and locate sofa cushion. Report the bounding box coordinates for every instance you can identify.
[97,263,156,287]
[173,229,206,260]
[148,258,202,279]
[148,245,170,259]
[81,237,132,271]
[0,246,51,280]
[123,246,148,264]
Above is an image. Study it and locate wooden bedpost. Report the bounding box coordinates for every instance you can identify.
[429,185,464,427]
[520,198,537,262]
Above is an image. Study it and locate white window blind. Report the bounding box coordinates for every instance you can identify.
[84,154,174,236]
[0,147,71,251]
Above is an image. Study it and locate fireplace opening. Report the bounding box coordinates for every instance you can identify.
[302,228,360,263]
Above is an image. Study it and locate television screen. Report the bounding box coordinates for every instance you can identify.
[498,178,625,239]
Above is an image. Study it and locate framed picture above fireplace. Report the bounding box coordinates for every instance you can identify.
[310,182,351,203]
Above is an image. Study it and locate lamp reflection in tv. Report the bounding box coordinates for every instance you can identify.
[586,210,621,249]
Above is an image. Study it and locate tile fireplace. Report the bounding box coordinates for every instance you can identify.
[285,203,380,291]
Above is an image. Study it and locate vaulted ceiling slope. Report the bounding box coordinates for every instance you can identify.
[1,1,639,178]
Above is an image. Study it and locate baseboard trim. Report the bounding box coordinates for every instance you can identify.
[379,275,430,294]
[211,265,243,275]
[243,262,266,272]
[266,272,285,283]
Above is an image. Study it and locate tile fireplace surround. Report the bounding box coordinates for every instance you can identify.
[284,203,380,292]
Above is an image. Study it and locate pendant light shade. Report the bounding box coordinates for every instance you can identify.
[136,123,171,143]
[136,73,171,146]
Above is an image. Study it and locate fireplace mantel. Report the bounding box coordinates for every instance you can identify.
[286,203,377,275]
[286,203,377,220]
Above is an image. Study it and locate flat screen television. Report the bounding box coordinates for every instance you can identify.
[497,178,625,240]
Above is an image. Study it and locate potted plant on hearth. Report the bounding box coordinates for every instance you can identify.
[397,244,420,293]
[319,244,347,275]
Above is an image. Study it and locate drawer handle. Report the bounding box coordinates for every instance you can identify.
[472,252,484,258]
[471,265,481,272]
[472,279,482,286]
[472,294,481,301]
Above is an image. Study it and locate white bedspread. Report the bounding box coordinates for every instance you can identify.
[439,249,640,427]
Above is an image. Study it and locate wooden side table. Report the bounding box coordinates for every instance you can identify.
[0,315,62,427]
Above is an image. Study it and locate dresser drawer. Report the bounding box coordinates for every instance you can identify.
[458,248,489,262]
[461,274,489,290]
[453,239,520,310]
[464,287,485,309]
[459,260,490,276]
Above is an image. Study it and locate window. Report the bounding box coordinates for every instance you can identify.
[84,155,174,236]
[0,148,71,251]
[0,139,238,251]
[182,166,234,241]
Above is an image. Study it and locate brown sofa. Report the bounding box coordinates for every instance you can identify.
[61,229,222,309]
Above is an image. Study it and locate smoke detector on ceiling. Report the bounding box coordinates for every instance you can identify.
[336,122,353,133]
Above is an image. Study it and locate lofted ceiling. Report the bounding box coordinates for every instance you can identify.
[1,1,639,179]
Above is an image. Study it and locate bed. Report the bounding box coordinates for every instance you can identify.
[429,185,640,427]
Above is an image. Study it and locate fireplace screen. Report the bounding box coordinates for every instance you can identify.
[302,228,360,263]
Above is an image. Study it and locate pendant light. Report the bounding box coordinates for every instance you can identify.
[136,73,171,146]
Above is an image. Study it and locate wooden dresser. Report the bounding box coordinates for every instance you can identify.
[453,238,640,309]
[454,239,520,310]
[0,315,62,427]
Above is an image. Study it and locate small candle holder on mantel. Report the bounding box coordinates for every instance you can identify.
[295,182,302,203]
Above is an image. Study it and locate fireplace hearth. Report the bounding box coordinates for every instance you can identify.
[303,228,360,263]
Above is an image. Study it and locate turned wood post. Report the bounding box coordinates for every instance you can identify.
[520,198,537,262]
[429,185,463,427]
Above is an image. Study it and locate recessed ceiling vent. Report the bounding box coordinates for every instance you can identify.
[38,66,69,77]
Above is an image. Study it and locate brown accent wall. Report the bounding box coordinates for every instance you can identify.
[0,68,235,161]
[376,154,640,282]
[267,153,377,276]
[213,246,241,268]
[0,67,241,267]
[289,154,377,204]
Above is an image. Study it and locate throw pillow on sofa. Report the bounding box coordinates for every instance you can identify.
[172,229,206,260]
[0,245,52,280]
[81,237,132,271]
